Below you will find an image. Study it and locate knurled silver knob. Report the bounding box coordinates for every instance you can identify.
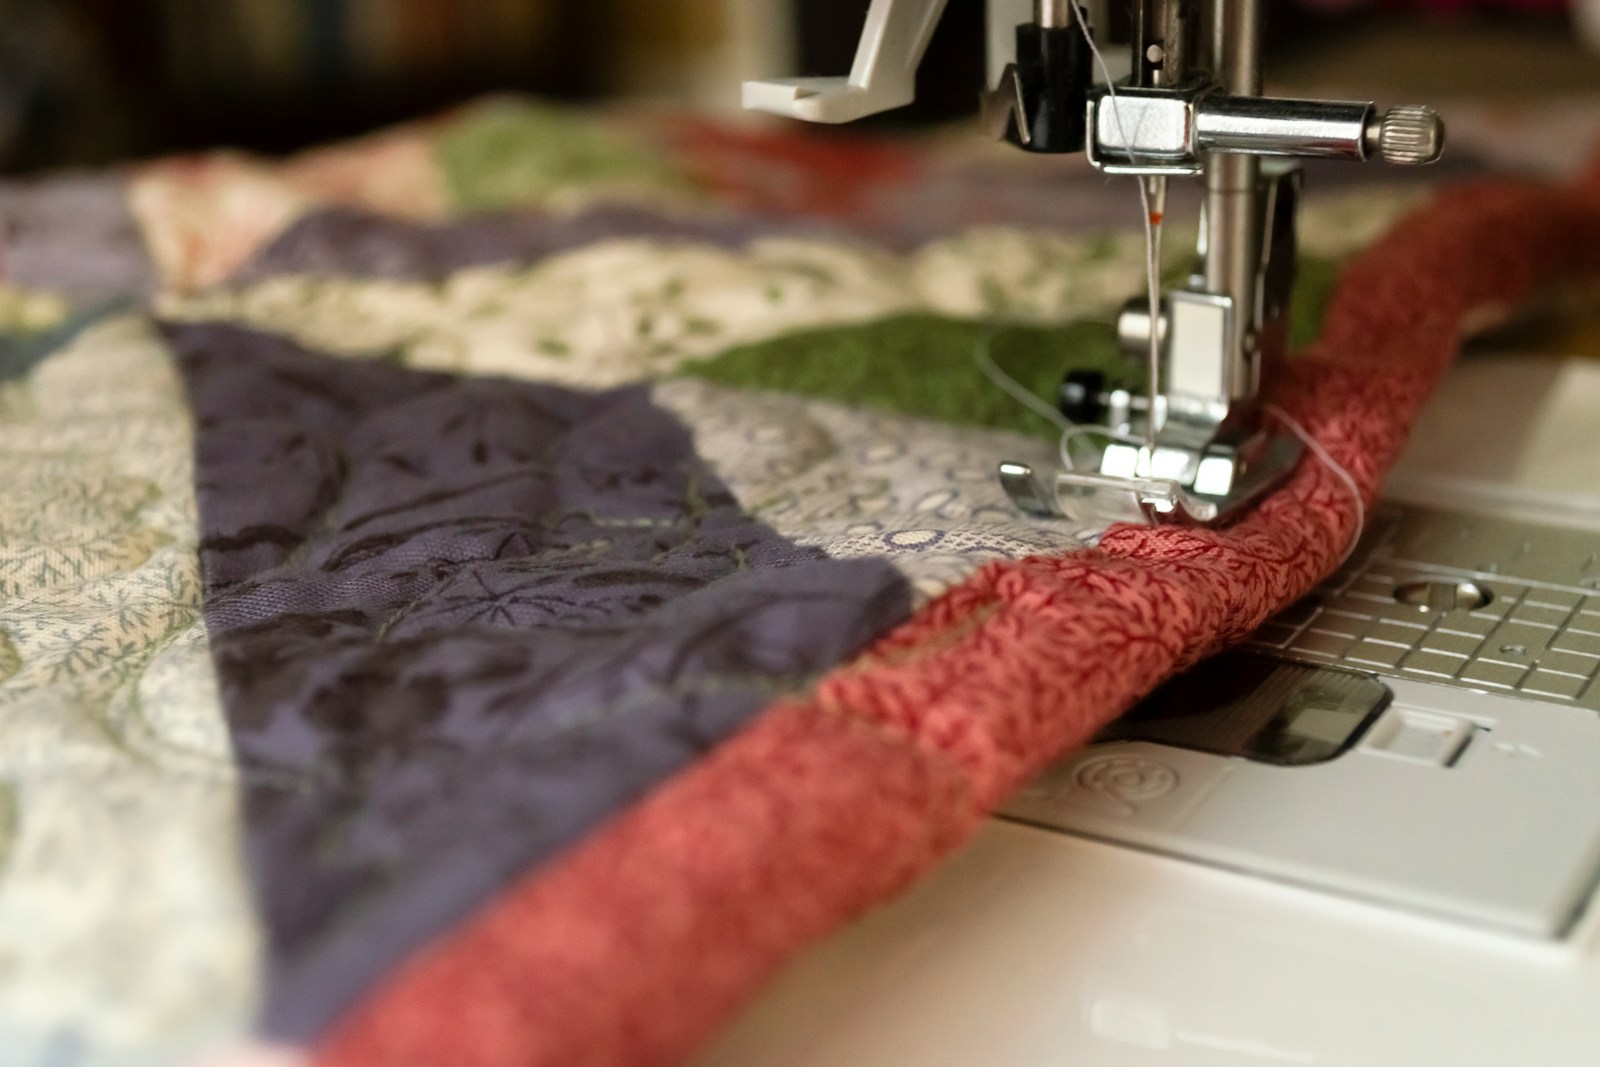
[1364,106,1446,165]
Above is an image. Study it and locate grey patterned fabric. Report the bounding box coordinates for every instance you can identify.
[165,321,910,1039]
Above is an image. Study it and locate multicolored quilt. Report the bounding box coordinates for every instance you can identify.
[3,95,1599,1067]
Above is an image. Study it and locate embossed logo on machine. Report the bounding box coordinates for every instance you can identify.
[1072,754,1180,817]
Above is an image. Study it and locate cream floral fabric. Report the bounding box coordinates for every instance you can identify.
[0,315,258,1065]
[160,227,1156,386]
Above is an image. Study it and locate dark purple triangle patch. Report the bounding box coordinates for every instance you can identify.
[164,321,910,1039]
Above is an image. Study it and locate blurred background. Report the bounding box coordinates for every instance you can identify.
[0,0,1596,174]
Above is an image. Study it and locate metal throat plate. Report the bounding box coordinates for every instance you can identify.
[1250,505,1600,709]
[1001,504,1600,939]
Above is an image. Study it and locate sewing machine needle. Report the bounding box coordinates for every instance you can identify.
[1141,173,1168,459]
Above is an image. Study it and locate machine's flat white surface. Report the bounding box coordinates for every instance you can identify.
[701,819,1600,1066]
[1004,680,1600,939]
[1389,353,1600,521]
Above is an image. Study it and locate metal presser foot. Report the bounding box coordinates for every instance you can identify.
[998,431,1308,527]
[743,0,1445,529]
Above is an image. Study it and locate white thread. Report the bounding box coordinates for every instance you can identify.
[1264,403,1366,567]
[1058,421,1144,473]
[974,335,1142,473]
[1070,3,1165,454]
[974,336,1072,432]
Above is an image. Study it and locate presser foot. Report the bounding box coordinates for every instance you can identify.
[999,431,1305,527]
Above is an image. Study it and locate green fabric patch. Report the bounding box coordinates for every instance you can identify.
[434,97,694,212]
[1289,255,1340,352]
[678,254,1341,439]
[680,314,1134,439]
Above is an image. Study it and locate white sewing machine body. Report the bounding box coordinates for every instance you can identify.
[725,3,1600,1063]
[702,769,1600,1067]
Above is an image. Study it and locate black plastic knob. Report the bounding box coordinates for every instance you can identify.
[1058,369,1108,425]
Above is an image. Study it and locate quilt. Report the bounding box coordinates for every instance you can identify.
[2,94,1600,1067]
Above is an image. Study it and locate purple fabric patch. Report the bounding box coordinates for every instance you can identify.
[233,203,853,284]
[164,321,910,1040]
[0,173,156,301]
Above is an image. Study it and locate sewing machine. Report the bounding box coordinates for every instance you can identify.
[749,0,1442,525]
[705,3,1600,1064]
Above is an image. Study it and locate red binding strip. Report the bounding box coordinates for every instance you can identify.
[315,177,1600,1067]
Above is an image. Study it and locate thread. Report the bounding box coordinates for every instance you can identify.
[977,8,1164,484]
[973,8,1166,483]
[1264,403,1366,568]
[974,335,1142,474]
[1070,2,1165,454]
[974,333,1071,433]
